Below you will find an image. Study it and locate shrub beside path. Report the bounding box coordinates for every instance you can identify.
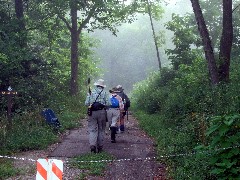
[6,113,167,179]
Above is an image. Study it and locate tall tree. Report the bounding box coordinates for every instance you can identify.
[47,0,136,95]
[190,0,219,85]
[69,0,80,96]
[15,0,25,31]
[218,0,233,82]
[147,0,161,70]
[190,0,233,85]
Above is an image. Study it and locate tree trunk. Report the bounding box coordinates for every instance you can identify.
[218,0,233,82]
[190,0,219,85]
[15,0,25,30]
[15,0,27,48]
[147,0,161,70]
[70,1,80,96]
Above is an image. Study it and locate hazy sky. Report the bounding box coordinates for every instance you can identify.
[90,0,193,92]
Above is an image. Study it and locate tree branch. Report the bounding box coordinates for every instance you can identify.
[58,14,71,31]
[78,4,97,33]
[233,3,240,12]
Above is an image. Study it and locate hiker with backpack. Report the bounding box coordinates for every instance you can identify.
[107,87,124,143]
[85,79,109,153]
[115,85,130,132]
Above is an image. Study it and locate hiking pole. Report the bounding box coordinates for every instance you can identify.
[87,77,91,95]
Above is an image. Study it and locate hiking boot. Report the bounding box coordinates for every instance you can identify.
[97,146,103,153]
[110,127,116,143]
[120,125,125,131]
[90,145,96,153]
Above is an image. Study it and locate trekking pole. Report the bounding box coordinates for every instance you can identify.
[87,77,91,95]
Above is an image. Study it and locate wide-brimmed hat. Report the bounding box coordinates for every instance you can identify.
[116,85,124,91]
[94,79,106,87]
[109,87,119,93]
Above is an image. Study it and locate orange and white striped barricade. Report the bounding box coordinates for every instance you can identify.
[36,159,63,180]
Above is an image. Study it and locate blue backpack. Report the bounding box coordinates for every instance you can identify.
[110,95,119,108]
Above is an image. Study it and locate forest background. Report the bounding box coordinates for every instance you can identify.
[0,0,240,179]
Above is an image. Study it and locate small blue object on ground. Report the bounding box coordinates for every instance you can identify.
[41,108,61,129]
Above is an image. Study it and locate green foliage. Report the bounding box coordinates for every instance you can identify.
[131,56,240,178]
[165,13,201,70]
[0,93,86,179]
[134,111,210,179]
[131,57,208,115]
[0,6,100,180]
[0,92,86,153]
[0,111,57,153]
[0,0,102,114]
[197,114,240,179]
[0,159,18,179]
[70,152,114,177]
[131,72,160,114]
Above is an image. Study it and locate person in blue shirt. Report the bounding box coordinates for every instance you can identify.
[107,87,124,143]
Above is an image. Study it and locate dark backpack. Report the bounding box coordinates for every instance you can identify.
[117,92,130,109]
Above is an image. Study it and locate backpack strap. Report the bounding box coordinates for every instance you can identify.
[94,89,103,103]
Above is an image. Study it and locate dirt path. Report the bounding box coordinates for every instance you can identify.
[6,113,167,180]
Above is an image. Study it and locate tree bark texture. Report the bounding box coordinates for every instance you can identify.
[190,0,219,85]
[15,0,25,31]
[70,0,80,96]
[218,0,233,82]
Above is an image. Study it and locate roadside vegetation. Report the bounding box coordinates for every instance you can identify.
[131,59,240,179]
[0,159,18,180]
[0,0,163,178]
[130,1,240,179]
[0,95,86,178]
[1,0,240,179]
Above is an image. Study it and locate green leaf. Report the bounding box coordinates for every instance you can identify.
[223,118,234,126]
[216,162,227,167]
[222,141,231,148]
[219,125,229,136]
[211,168,225,175]
[210,136,222,146]
[206,124,220,136]
[230,168,239,174]
[230,148,240,155]
[210,157,219,164]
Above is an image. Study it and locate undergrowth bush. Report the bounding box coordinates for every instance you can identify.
[196,114,240,179]
[0,111,57,154]
[0,94,85,154]
[0,93,86,179]
[134,111,210,179]
[0,159,18,179]
[131,57,240,179]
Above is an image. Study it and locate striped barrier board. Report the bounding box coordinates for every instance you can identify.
[36,159,63,180]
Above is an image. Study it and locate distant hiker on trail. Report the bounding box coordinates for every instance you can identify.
[107,87,124,143]
[115,85,130,132]
[85,79,109,153]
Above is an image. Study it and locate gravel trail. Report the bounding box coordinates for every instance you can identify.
[6,113,167,180]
